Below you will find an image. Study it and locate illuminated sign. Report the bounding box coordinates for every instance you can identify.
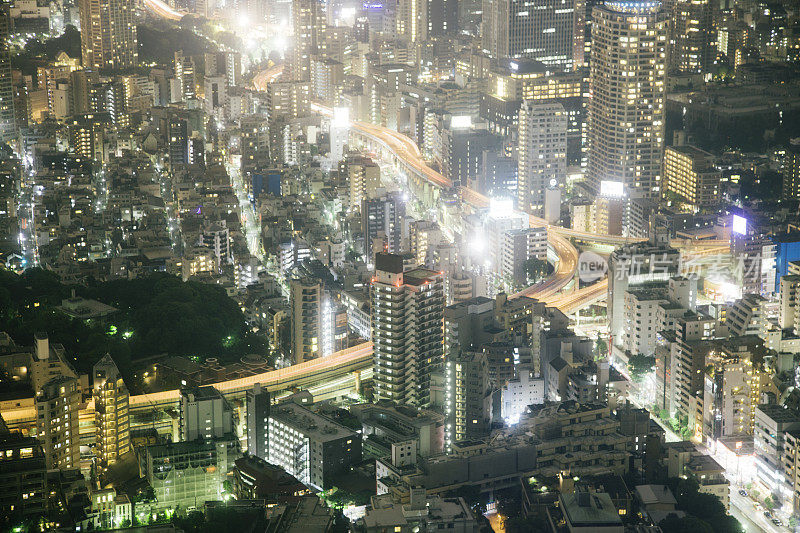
[600,180,624,198]
[450,115,472,129]
[489,197,514,218]
[732,214,747,236]
[333,107,350,129]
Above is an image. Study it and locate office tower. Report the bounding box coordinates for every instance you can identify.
[586,0,668,199]
[372,253,445,407]
[0,9,14,143]
[783,140,800,200]
[290,277,322,364]
[445,351,492,448]
[396,0,427,42]
[77,0,138,70]
[427,0,457,36]
[179,386,234,442]
[291,0,326,81]
[671,0,716,74]
[93,354,130,468]
[517,100,567,216]
[35,376,81,470]
[246,384,270,459]
[662,145,720,210]
[481,0,582,69]
[267,402,361,490]
[361,191,406,261]
[483,198,529,276]
[441,119,497,188]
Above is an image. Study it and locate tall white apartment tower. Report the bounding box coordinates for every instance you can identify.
[518,100,567,216]
[93,354,130,468]
[371,253,445,407]
[291,0,326,81]
[587,0,668,198]
[35,376,81,470]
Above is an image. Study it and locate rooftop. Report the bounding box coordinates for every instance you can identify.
[403,268,442,286]
[561,491,622,527]
[271,402,357,442]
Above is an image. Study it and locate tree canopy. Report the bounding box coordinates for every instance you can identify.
[0,269,266,381]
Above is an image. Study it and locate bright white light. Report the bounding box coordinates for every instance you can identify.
[237,14,249,29]
[333,107,350,128]
[732,214,747,236]
[600,180,624,197]
[340,6,356,23]
[275,35,288,51]
[450,115,472,129]
[489,197,514,218]
[470,232,487,254]
[504,414,520,426]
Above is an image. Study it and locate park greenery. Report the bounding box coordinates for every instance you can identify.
[659,477,742,533]
[0,268,267,383]
[10,25,82,77]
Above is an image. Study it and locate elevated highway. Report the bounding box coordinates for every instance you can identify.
[141,0,185,20]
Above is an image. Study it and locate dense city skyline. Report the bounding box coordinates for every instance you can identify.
[1,0,800,530]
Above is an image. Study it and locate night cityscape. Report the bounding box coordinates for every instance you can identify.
[0,0,800,529]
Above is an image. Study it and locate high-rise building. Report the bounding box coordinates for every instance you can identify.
[35,376,81,470]
[783,141,800,200]
[396,0,427,42]
[427,0,457,36]
[517,100,567,216]
[168,114,189,168]
[0,9,15,143]
[246,383,270,459]
[141,436,240,509]
[586,0,668,199]
[291,0,326,80]
[69,113,109,162]
[179,386,234,442]
[77,0,138,70]
[445,351,492,448]
[671,0,716,74]
[290,277,322,364]
[267,402,361,490]
[362,191,406,261]
[662,145,720,210]
[174,51,196,102]
[93,354,130,468]
[481,0,583,69]
[608,234,681,352]
[371,253,445,407]
[342,154,381,212]
[0,433,48,520]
